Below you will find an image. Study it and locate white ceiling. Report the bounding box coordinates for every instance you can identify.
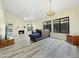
[3,0,79,20]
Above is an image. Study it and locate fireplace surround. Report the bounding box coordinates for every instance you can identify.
[18,30,25,34]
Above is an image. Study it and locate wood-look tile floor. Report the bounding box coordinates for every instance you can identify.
[0,37,79,58]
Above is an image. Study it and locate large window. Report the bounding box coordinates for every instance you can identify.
[53,17,69,34]
[53,19,60,33]
[43,20,51,32]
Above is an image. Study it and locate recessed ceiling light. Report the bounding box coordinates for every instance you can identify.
[24,18,28,20]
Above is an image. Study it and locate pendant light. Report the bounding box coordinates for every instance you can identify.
[47,0,55,17]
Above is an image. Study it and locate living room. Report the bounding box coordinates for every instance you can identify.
[0,0,79,58]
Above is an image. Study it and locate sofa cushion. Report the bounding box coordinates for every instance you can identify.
[29,33,41,39]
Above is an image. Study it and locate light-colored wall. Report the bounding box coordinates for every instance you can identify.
[53,6,79,34]
[0,0,5,39]
[32,5,79,35]
[4,11,31,35]
[31,20,43,30]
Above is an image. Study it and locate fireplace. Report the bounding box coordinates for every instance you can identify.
[18,30,24,34]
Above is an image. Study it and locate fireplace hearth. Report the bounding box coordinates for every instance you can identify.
[18,30,24,34]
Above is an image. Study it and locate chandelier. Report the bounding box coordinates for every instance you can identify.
[47,0,55,17]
